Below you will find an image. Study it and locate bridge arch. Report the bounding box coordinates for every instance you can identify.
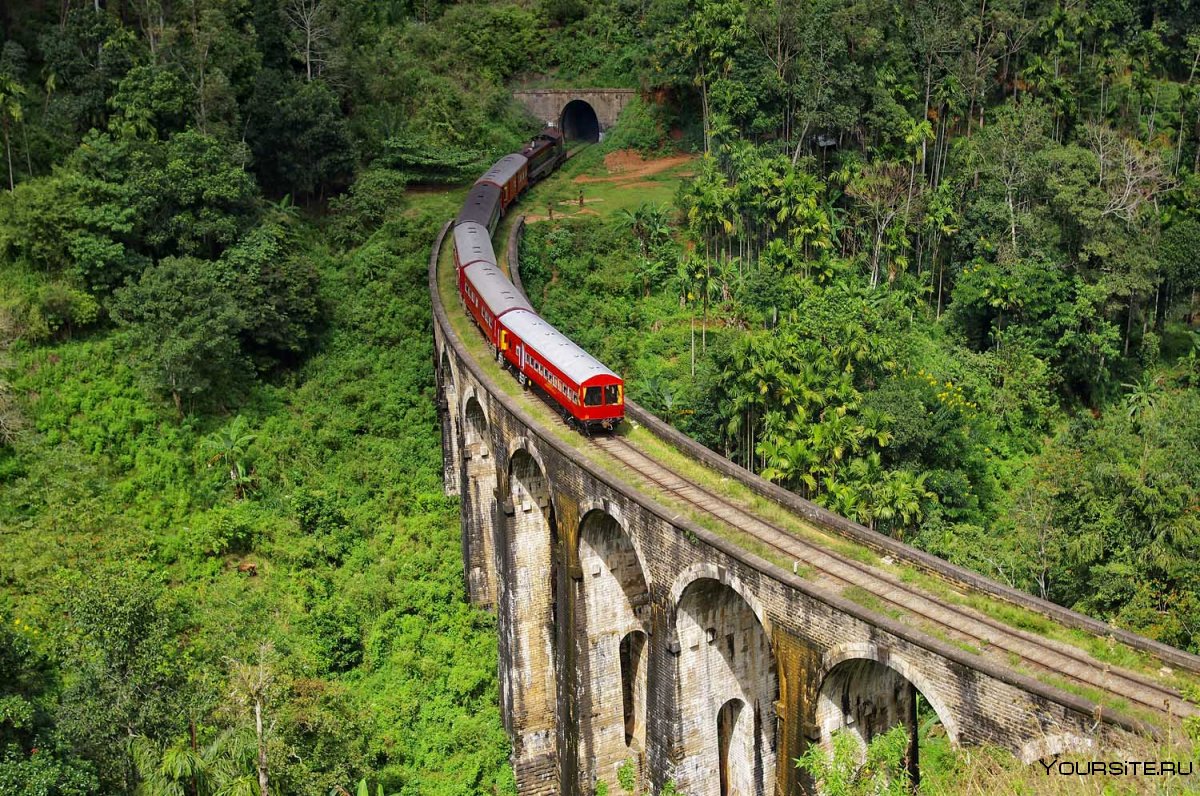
[668,562,773,639]
[673,576,777,796]
[561,98,601,142]
[499,446,560,781]
[816,642,960,748]
[461,394,498,606]
[506,435,552,483]
[572,507,652,790]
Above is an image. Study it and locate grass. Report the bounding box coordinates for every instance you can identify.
[895,566,1191,692]
[920,736,1199,795]
[1036,673,1133,717]
[842,585,887,615]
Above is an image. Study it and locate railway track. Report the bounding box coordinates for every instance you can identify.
[588,431,1197,724]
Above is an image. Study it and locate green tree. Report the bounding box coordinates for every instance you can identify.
[201,415,257,499]
[0,73,25,191]
[56,573,188,793]
[245,71,353,199]
[112,256,248,414]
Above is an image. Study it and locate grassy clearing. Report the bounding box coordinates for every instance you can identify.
[521,145,693,221]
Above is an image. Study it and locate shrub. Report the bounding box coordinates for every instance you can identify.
[603,97,670,156]
[189,502,261,558]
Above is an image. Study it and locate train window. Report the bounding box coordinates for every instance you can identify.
[605,385,620,405]
[585,387,602,406]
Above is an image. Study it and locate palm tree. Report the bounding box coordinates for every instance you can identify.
[0,74,26,191]
[632,256,666,298]
[225,645,276,796]
[619,207,648,255]
[677,256,699,377]
[871,469,935,539]
[1122,376,1163,425]
[759,436,820,495]
[130,726,259,796]
[202,416,257,499]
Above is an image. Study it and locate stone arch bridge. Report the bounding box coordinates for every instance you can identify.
[513,89,636,142]
[430,222,1199,796]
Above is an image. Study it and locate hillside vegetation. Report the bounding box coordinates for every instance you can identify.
[1,0,1199,794]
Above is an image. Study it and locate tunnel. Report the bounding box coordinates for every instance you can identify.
[561,99,601,142]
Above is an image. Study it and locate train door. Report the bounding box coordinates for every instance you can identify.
[515,344,527,387]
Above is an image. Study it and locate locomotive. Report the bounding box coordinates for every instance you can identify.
[453,127,625,431]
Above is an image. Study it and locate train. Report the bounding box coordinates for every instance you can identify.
[452,127,626,431]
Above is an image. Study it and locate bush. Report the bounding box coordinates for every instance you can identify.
[35,283,99,338]
[329,169,410,249]
[188,502,262,558]
[603,97,670,155]
[0,279,99,343]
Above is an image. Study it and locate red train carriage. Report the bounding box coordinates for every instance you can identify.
[451,124,622,431]
[453,222,495,271]
[477,154,529,211]
[458,183,503,233]
[460,260,532,351]
[499,309,624,430]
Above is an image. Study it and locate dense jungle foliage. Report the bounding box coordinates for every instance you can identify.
[0,1,569,792]
[1,0,1199,793]
[519,0,1200,658]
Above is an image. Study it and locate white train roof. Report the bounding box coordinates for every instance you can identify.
[463,262,531,318]
[502,309,619,385]
[454,222,495,266]
[477,154,528,188]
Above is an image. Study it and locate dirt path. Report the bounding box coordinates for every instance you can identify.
[573,150,695,183]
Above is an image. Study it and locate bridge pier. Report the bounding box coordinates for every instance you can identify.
[496,444,562,795]
[461,393,499,608]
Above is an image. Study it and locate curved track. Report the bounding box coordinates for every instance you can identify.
[586,432,1194,722]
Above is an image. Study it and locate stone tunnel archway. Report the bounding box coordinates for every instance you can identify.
[561,99,601,142]
[814,644,959,788]
[461,395,497,607]
[673,577,777,796]
[500,445,560,785]
[572,507,651,792]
